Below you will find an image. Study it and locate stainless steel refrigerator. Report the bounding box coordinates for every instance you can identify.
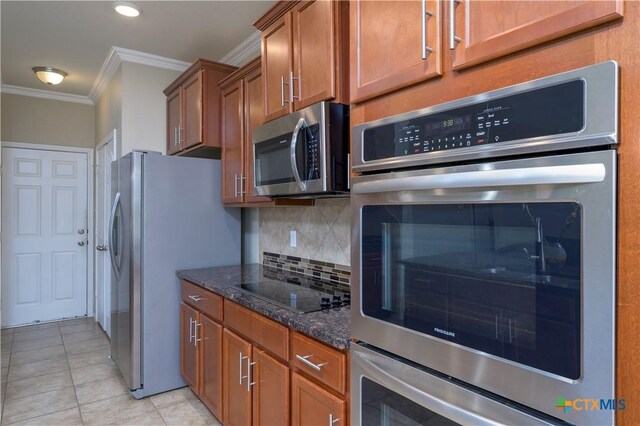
[108,151,240,398]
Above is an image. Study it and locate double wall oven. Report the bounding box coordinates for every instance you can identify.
[351,62,618,425]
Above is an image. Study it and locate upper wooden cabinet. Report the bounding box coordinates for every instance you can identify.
[256,0,349,122]
[350,0,622,103]
[350,0,442,104]
[163,59,237,157]
[450,0,623,70]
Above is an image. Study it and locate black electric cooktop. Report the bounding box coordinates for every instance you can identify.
[234,267,350,314]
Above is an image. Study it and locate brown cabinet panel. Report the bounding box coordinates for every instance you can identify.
[262,15,293,122]
[180,302,199,391]
[292,372,346,426]
[244,67,272,204]
[200,315,223,421]
[293,0,336,109]
[223,329,253,426]
[166,89,182,155]
[290,331,346,394]
[181,280,223,321]
[451,0,622,70]
[350,0,442,103]
[224,299,289,361]
[182,70,203,149]
[252,348,290,426]
[221,81,244,204]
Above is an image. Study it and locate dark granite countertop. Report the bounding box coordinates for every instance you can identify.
[176,264,351,351]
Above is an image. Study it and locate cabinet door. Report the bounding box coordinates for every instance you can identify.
[199,315,223,422]
[180,302,198,391]
[292,0,336,109]
[223,329,252,426]
[166,88,182,155]
[292,372,346,426]
[351,0,441,103]
[252,349,289,426]
[182,70,203,149]
[221,80,244,205]
[262,14,293,122]
[244,68,272,204]
[450,0,622,70]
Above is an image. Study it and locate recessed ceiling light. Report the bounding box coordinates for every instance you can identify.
[32,66,68,85]
[114,2,140,17]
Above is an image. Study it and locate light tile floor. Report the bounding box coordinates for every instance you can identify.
[0,318,220,425]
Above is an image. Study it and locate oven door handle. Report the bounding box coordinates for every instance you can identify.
[290,117,308,192]
[352,163,606,194]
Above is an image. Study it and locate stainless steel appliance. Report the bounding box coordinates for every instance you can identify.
[351,61,618,425]
[252,101,349,197]
[109,151,241,398]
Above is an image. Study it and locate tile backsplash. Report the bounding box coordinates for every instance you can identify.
[263,252,350,285]
[258,198,351,268]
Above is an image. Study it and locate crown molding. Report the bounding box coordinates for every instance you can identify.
[218,31,261,67]
[88,46,191,103]
[1,84,94,105]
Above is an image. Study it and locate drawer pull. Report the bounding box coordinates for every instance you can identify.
[329,414,340,425]
[296,354,327,371]
[188,294,204,302]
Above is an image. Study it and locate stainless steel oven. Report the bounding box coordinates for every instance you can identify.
[351,61,618,425]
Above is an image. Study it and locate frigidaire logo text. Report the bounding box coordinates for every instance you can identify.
[556,396,626,414]
[433,327,455,338]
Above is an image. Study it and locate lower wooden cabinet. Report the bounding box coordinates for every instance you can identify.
[292,372,346,426]
[181,281,348,426]
[223,329,290,426]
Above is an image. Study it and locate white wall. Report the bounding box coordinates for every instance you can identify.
[2,93,95,148]
[95,65,123,153]
[121,62,181,156]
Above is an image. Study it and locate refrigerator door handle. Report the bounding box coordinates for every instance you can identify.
[108,192,121,280]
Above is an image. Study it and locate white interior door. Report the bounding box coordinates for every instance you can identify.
[95,133,115,336]
[1,147,89,327]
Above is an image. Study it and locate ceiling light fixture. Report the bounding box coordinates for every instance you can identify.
[32,66,68,85]
[114,2,140,17]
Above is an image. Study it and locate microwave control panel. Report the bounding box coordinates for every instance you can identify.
[302,123,321,179]
[362,80,585,162]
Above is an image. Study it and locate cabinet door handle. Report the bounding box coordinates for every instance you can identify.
[240,174,246,196]
[193,321,202,346]
[239,352,245,385]
[188,294,204,302]
[247,357,256,392]
[295,354,327,371]
[189,317,194,343]
[449,0,462,50]
[174,127,179,147]
[234,174,238,197]
[281,76,290,106]
[421,0,434,59]
[290,72,299,102]
[179,125,184,143]
[240,353,250,385]
[329,414,340,425]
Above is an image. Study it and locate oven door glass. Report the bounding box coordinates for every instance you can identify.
[361,202,581,379]
[362,377,459,426]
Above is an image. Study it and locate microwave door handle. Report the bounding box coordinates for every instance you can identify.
[290,117,307,192]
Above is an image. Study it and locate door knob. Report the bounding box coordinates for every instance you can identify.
[96,245,108,251]
[78,241,86,246]
[78,229,85,235]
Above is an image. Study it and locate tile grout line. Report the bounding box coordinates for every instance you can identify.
[60,324,85,425]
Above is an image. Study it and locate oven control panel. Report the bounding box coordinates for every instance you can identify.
[362,80,585,162]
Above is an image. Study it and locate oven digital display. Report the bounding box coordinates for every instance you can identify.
[364,80,585,162]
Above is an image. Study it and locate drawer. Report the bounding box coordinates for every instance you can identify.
[290,331,346,394]
[224,300,288,360]
[181,280,223,322]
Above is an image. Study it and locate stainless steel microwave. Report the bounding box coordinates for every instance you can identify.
[252,102,349,197]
